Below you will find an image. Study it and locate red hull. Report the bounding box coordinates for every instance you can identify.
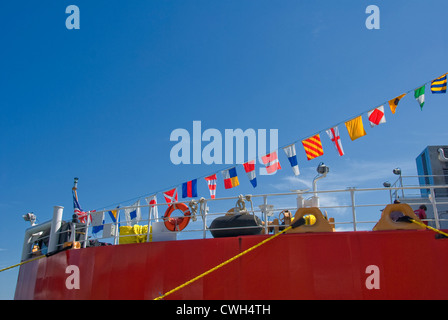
[14,230,448,300]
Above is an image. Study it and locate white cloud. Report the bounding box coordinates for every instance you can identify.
[275,158,414,192]
[278,175,312,190]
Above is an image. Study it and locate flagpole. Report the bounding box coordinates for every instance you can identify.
[73,177,79,191]
[114,207,120,245]
[147,201,152,243]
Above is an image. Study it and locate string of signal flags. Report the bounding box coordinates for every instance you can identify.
[103,72,448,210]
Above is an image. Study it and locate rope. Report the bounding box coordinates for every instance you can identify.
[154,217,305,300]
[236,194,247,214]
[0,255,46,273]
[397,216,448,237]
[0,244,74,273]
[188,199,198,222]
[199,197,208,218]
[411,219,448,237]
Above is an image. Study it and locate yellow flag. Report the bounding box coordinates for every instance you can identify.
[345,116,366,141]
[388,93,406,114]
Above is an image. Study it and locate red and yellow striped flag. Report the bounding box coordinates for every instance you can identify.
[302,134,324,161]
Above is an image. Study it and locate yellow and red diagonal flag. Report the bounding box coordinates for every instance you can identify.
[302,134,324,161]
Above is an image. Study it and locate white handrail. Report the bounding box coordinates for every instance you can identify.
[79,184,448,244]
[22,182,448,258]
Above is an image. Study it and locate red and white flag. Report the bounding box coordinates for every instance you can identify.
[145,194,159,219]
[368,105,386,127]
[243,160,257,188]
[163,188,178,204]
[326,126,344,157]
[146,195,157,207]
[204,174,217,199]
[72,187,91,224]
[261,151,281,174]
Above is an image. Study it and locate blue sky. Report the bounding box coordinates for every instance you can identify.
[1,0,448,299]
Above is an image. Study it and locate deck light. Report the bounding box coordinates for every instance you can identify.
[317,162,329,175]
[22,212,37,226]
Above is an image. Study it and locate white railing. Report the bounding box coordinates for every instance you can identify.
[80,183,448,247]
[21,182,448,260]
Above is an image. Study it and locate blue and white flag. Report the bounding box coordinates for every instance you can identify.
[91,211,104,234]
[124,200,141,226]
[283,144,300,176]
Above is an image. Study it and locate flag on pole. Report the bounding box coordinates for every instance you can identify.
[388,93,406,114]
[222,167,239,189]
[326,126,344,157]
[163,188,178,204]
[72,185,90,224]
[204,174,217,199]
[414,85,425,110]
[431,74,447,94]
[282,144,300,176]
[182,179,198,198]
[345,116,367,141]
[261,151,282,174]
[302,134,324,161]
[243,160,257,187]
[367,105,386,127]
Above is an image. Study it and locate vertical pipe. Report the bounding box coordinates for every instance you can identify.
[399,175,405,199]
[48,206,64,253]
[263,196,269,234]
[349,188,357,231]
[202,201,207,239]
[146,206,152,243]
[114,209,120,245]
[296,193,303,209]
[430,187,440,229]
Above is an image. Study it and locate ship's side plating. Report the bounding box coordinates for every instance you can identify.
[14,230,448,300]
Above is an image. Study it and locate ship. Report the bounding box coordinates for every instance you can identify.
[13,146,448,300]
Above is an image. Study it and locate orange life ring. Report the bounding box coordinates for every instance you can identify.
[163,203,191,231]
